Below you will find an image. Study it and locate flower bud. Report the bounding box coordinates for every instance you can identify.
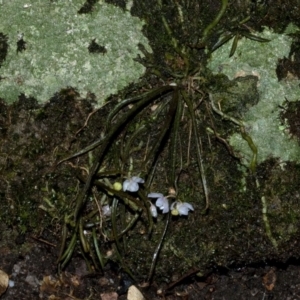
[113,182,122,191]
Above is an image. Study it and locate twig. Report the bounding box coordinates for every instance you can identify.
[31,236,56,247]
[146,212,170,284]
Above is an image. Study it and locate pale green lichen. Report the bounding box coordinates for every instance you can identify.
[208,24,300,165]
[0,0,150,105]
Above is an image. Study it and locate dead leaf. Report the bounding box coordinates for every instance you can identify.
[263,268,276,291]
[0,269,9,296]
[40,275,61,294]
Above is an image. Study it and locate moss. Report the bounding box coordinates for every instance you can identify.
[208,24,300,165]
[0,0,150,105]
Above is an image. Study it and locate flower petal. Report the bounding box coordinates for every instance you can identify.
[155,197,165,207]
[123,177,144,192]
[148,192,164,198]
[102,205,111,216]
[127,181,139,192]
[132,176,144,183]
[149,202,158,218]
[177,202,194,215]
[161,205,169,214]
[185,203,194,211]
[123,179,130,191]
[177,205,189,215]
[156,197,169,213]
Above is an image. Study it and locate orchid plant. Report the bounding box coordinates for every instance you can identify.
[123,176,145,192]
[121,176,194,218]
[119,154,192,219]
[147,192,194,218]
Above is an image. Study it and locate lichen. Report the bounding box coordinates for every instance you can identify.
[208,24,300,165]
[0,0,150,105]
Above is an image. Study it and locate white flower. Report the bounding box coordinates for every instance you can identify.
[149,201,158,218]
[102,204,111,216]
[148,193,169,214]
[123,176,144,192]
[171,201,194,216]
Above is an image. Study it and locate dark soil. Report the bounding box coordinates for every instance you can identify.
[1,226,300,299]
